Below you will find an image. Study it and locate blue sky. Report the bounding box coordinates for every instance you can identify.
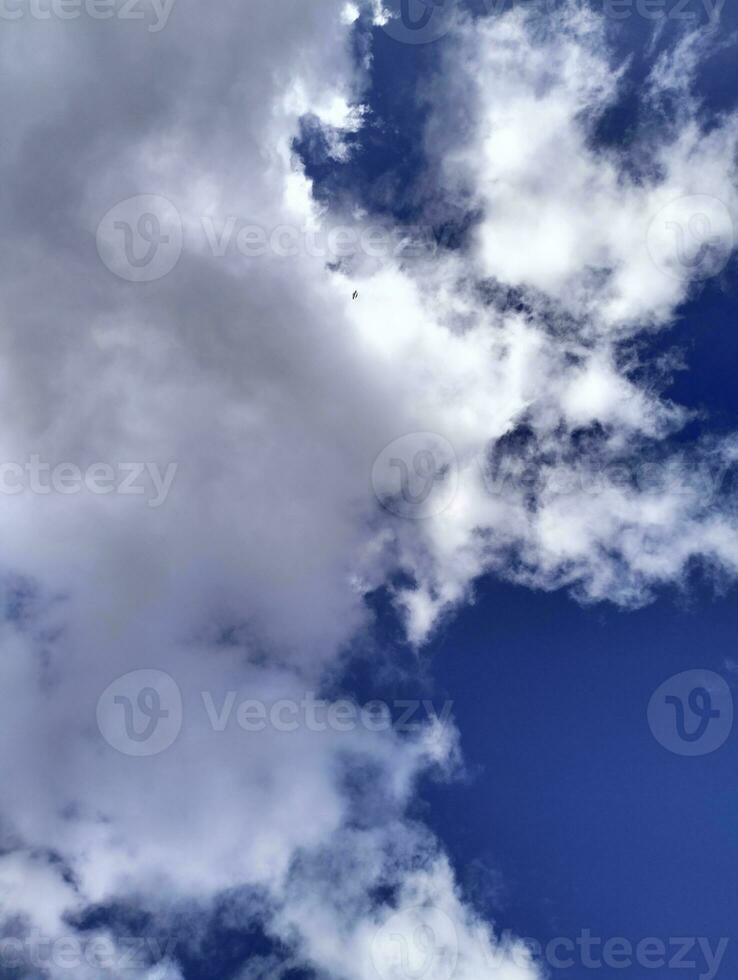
[1,1,738,979]
[423,581,738,980]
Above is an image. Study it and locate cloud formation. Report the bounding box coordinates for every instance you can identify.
[374,3,738,641]
[0,0,736,976]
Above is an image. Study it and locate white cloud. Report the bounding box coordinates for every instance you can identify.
[430,5,738,330]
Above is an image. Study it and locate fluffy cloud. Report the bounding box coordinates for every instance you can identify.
[429,5,738,330]
[372,4,738,641]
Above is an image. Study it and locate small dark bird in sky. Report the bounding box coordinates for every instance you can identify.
[352,290,358,300]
